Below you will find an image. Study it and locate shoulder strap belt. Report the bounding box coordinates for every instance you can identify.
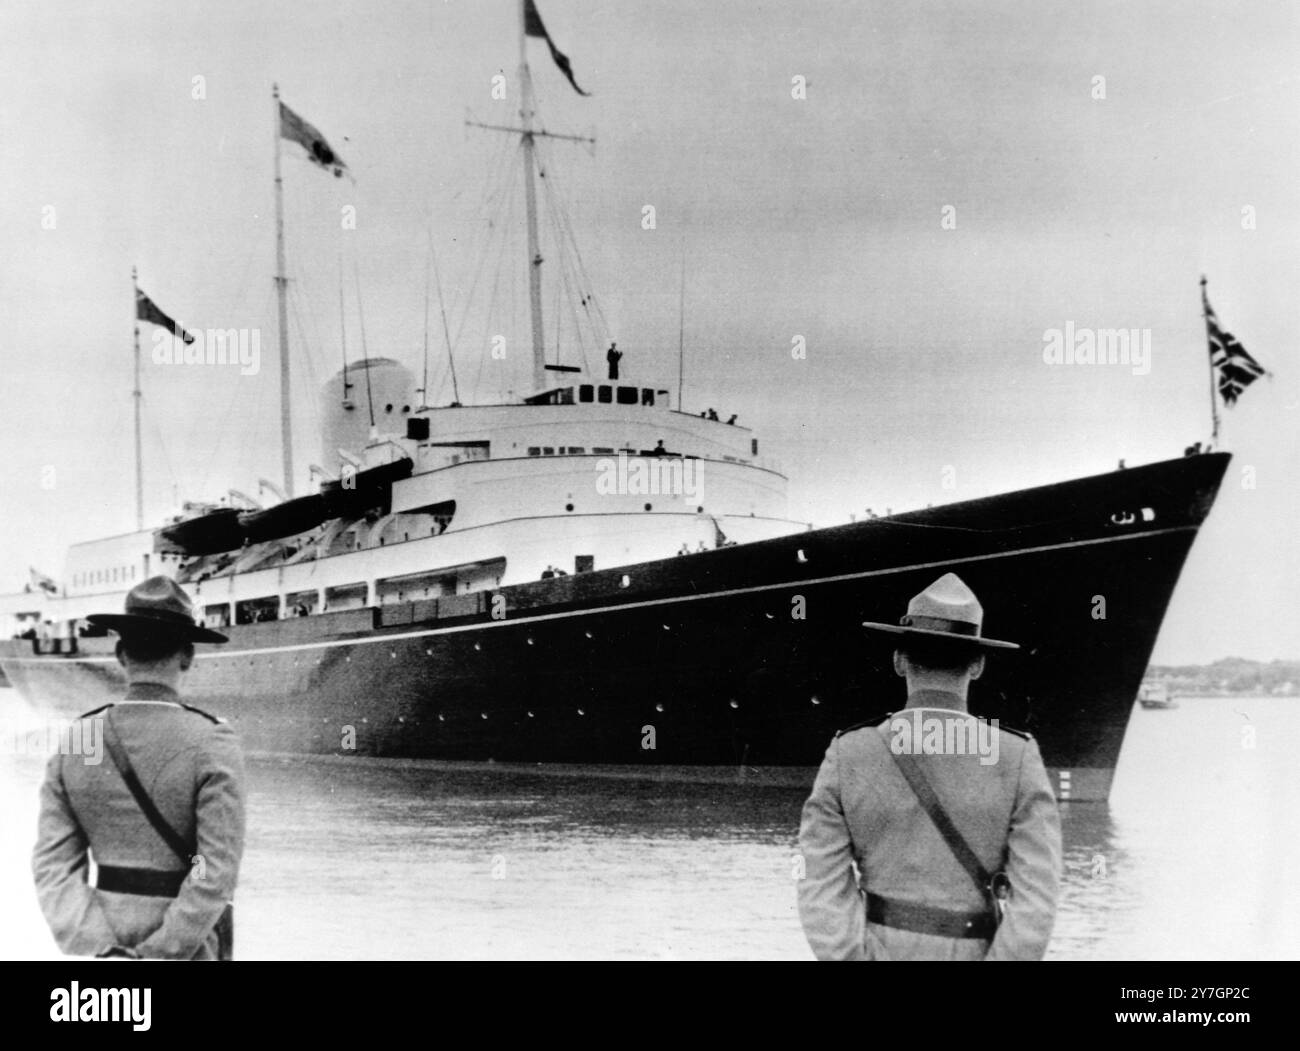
[101,709,194,866]
[885,744,993,897]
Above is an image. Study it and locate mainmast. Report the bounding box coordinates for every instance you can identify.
[466,3,593,398]
[272,83,295,497]
[519,7,546,394]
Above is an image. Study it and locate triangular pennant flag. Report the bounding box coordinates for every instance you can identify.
[136,288,194,344]
[524,0,590,97]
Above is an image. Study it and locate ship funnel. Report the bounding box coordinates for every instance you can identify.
[319,358,418,470]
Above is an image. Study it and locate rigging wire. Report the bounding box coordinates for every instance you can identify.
[353,264,376,428]
[448,132,519,402]
[426,229,461,405]
[535,134,609,362]
[288,286,324,456]
[339,251,349,405]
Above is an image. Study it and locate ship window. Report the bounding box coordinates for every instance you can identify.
[579,384,594,403]
[527,447,540,456]
[752,439,759,455]
[558,388,574,405]
[597,385,612,404]
[593,447,614,454]
[236,597,279,625]
[568,446,585,454]
[616,386,637,405]
[543,447,554,456]
[641,388,654,405]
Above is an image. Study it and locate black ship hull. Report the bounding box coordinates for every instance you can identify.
[1,453,1231,801]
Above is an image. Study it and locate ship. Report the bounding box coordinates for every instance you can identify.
[1137,681,1179,710]
[0,3,1235,802]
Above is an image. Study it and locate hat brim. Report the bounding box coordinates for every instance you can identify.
[87,613,228,645]
[861,621,1019,651]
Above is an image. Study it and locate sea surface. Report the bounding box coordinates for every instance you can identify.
[2,692,1297,960]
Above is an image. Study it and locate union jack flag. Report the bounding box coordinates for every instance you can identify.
[1203,285,1267,406]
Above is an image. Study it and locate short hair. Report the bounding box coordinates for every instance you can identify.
[117,633,194,665]
[898,640,982,674]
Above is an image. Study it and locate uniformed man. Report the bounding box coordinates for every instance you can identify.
[32,576,246,960]
[797,572,1061,960]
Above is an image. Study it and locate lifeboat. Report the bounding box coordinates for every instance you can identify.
[157,507,245,555]
[238,493,328,544]
[320,459,413,519]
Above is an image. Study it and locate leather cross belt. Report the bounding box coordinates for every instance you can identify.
[94,865,187,897]
[866,891,996,940]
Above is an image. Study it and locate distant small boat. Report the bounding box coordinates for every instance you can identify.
[1138,682,1178,709]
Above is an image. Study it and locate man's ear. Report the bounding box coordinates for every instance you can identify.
[892,650,908,678]
[969,654,986,681]
[114,640,128,669]
[178,643,195,673]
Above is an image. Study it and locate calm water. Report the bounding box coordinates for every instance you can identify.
[3,692,1297,960]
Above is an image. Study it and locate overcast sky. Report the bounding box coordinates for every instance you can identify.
[0,0,1295,664]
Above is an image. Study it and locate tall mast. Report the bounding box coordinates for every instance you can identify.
[466,6,593,394]
[519,6,546,394]
[272,83,295,497]
[131,266,144,531]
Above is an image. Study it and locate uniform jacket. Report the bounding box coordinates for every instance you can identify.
[32,682,246,960]
[797,691,1061,961]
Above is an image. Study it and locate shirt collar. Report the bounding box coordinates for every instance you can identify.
[122,682,182,705]
[903,688,969,713]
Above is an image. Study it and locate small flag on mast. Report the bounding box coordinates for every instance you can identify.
[1202,280,1267,406]
[136,288,194,344]
[524,0,591,97]
[279,101,349,177]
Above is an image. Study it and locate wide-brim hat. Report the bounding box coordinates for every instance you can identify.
[88,575,228,644]
[862,572,1018,651]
